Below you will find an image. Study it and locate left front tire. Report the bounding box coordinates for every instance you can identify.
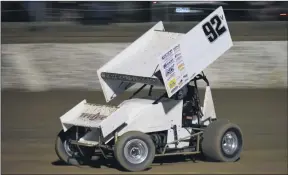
[55,128,96,165]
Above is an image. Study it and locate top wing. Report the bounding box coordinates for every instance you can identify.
[97,22,183,102]
[157,6,233,97]
[97,6,232,102]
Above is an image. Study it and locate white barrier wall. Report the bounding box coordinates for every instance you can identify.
[1,41,287,91]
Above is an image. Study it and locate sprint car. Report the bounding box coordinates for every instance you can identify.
[55,6,243,172]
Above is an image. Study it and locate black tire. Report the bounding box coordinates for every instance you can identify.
[55,128,97,165]
[114,131,155,172]
[201,119,243,162]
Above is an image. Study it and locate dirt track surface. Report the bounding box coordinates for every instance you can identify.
[2,21,287,43]
[1,89,287,174]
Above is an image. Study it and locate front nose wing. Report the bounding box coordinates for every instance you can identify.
[60,100,118,131]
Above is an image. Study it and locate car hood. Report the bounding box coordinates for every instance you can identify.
[118,98,155,117]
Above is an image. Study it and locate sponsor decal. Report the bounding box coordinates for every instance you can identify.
[166,72,175,81]
[178,63,185,71]
[171,85,179,94]
[102,72,160,85]
[183,74,188,79]
[162,49,173,60]
[173,44,180,52]
[175,55,183,63]
[79,112,106,121]
[168,78,177,89]
[163,58,174,69]
[178,79,183,86]
[175,53,181,58]
[165,64,175,77]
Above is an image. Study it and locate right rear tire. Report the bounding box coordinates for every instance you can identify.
[201,120,243,162]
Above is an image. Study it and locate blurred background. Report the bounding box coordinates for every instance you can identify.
[1,1,288,23]
[1,1,287,90]
[1,2,287,174]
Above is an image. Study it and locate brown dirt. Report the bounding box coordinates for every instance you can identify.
[1,89,287,174]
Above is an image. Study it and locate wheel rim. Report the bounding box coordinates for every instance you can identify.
[64,140,74,157]
[221,131,238,155]
[123,139,148,164]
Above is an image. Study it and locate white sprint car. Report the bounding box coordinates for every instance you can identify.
[55,6,243,172]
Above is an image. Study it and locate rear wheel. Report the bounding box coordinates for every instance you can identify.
[55,127,97,165]
[114,131,155,172]
[201,120,243,162]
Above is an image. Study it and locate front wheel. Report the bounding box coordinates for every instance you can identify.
[55,128,96,165]
[114,131,155,172]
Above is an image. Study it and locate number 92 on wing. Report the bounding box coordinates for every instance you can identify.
[201,10,228,43]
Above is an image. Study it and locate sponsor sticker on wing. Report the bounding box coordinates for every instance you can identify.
[178,79,183,86]
[165,64,175,77]
[175,53,182,59]
[168,78,177,89]
[178,63,185,71]
[162,49,173,61]
[173,44,180,53]
[182,74,189,81]
[163,58,174,69]
[171,85,179,94]
[79,112,107,121]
